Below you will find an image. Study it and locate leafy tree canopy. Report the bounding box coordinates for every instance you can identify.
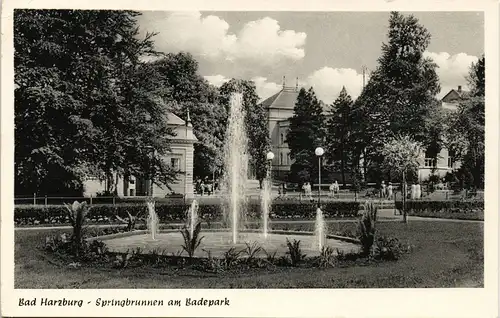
[14,9,176,195]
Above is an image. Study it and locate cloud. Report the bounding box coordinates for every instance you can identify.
[307,67,364,104]
[205,69,364,104]
[139,12,306,66]
[424,51,479,97]
[204,51,477,104]
[251,77,283,101]
[204,75,230,88]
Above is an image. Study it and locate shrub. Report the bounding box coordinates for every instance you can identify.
[285,238,306,266]
[317,246,336,268]
[358,201,378,256]
[45,233,72,253]
[113,252,132,268]
[180,222,204,258]
[263,248,278,264]
[201,250,224,273]
[14,201,361,226]
[336,249,361,262]
[373,236,406,261]
[394,200,484,220]
[242,241,262,263]
[222,247,242,269]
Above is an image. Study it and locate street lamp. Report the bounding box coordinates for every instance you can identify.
[315,147,324,205]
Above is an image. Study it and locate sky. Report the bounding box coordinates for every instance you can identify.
[137,11,484,103]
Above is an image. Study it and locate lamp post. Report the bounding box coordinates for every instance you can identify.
[315,147,324,205]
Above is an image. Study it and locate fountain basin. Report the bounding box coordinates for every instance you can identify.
[94,229,360,258]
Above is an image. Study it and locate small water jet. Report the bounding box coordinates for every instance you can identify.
[146,200,158,241]
[223,92,249,244]
[187,199,199,237]
[314,206,326,251]
[261,178,272,239]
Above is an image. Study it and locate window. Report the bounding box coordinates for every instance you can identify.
[447,149,455,168]
[287,153,291,164]
[171,158,181,170]
[424,158,437,168]
[280,153,284,165]
[280,133,284,145]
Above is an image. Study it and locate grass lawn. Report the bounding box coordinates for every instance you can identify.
[14,220,483,288]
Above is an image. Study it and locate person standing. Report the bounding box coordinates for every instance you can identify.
[307,182,313,201]
[387,182,393,200]
[411,183,417,200]
[415,183,422,199]
[329,182,335,198]
[381,181,387,199]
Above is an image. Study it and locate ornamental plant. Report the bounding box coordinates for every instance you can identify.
[381,135,422,223]
[358,201,378,257]
[180,221,204,258]
[63,201,90,257]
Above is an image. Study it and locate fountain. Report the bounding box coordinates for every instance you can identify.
[222,92,249,244]
[94,93,360,259]
[314,206,326,251]
[146,200,158,241]
[187,199,199,237]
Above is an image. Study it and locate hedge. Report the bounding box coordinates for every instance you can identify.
[394,200,484,220]
[14,201,361,226]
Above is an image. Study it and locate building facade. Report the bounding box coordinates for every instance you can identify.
[418,85,466,180]
[261,83,465,183]
[83,112,198,198]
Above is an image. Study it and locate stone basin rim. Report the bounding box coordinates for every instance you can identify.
[88,228,361,244]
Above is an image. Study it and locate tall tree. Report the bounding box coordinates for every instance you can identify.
[467,55,485,97]
[287,87,326,184]
[14,9,177,195]
[325,87,354,186]
[219,79,271,187]
[351,12,441,181]
[152,53,226,179]
[446,57,485,189]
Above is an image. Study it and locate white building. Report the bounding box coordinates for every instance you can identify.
[83,112,198,198]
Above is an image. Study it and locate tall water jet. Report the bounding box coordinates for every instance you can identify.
[187,199,199,237]
[223,92,249,244]
[314,206,326,251]
[146,200,158,240]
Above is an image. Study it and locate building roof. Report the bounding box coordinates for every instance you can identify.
[261,86,331,114]
[167,112,186,126]
[261,86,299,110]
[441,86,470,103]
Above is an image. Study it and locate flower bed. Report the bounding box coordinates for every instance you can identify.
[14,201,361,226]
